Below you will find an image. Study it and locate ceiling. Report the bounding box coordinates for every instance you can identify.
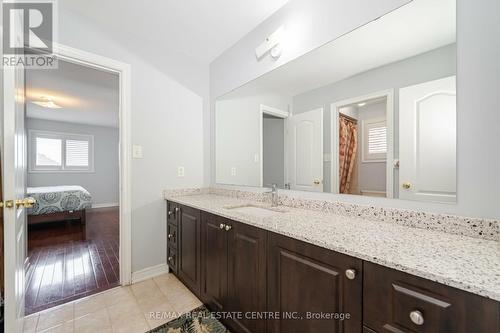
[26,60,119,127]
[220,0,456,99]
[60,0,291,64]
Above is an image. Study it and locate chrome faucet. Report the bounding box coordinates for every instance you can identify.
[266,184,279,207]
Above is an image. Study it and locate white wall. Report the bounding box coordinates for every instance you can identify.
[210,0,500,219]
[215,93,289,186]
[58,9,207,272]
[27,118,119,206]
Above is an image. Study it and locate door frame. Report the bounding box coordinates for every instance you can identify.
[330,89,394,197]
[50,43,133,285]
[259,104,288,187]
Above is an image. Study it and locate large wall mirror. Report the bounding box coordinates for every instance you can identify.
[215,0,457,203]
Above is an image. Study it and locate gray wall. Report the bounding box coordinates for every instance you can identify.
[27,118,119,206]
[263,115,285,188]
[356,102,387,194]
[292,43,456,198]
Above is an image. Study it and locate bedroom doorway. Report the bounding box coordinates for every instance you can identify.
[23,58,121,314]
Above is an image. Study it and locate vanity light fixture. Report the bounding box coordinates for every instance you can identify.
[255,25,285,60]
[358,102,367,107]
[31,96,62,109]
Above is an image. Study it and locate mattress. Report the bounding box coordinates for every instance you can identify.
[27,186,92,216]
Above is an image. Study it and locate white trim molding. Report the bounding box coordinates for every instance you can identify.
[52,43,133,286]
[330,89,394,198]
[91,202,119,209]
[131,264,169,284]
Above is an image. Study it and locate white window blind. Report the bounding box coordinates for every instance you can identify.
[368,126,387,154]
[362,119,387,162]
[66,139,89,167]
[29,130,94,172]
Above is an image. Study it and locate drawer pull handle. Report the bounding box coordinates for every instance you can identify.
[345,269,356,280]
[410,310,424,326]
[224,225,232,231]
[219,223,226,230]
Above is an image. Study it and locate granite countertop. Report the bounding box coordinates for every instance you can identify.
[165,193,500,301]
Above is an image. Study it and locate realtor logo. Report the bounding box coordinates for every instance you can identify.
[3,1,53,54]
[2,1,57,68]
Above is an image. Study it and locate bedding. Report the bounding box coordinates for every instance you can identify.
[27,186,92,216]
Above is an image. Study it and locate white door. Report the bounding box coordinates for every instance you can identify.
[2,36,28,333]
[287,108,323,192]
[399,76,456,202]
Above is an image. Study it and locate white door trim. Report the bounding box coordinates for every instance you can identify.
[259,104,288,188]
[52,43,132,285]
[330,89,394,197]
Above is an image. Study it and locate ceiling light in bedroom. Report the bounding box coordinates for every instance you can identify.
[32,96,62,109]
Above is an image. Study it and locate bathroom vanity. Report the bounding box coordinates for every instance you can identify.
[165,193,499,333]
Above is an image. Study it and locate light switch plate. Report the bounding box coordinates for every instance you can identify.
[132,145,143,159]
[177,166,185,177]
[231,167,236,176]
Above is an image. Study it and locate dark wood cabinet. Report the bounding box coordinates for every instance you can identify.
[166,201,179,225]
[267,232,363,333]
[178,205,201,295]
[226,220,267,333]
[363,262,500,333]
[201,212,228,312]
[167,201,499,333]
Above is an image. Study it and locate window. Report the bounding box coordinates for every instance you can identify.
[362,118,387,162]
[29,130,94,172]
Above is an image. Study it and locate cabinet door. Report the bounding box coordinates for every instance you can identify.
[227,221,267,333]
[178,205,201,295]
[201,212,228,312]
[166,201,179,225]
[363,262,500,333]
[267,232,362,333]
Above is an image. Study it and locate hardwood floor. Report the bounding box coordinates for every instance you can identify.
[25,207,119,315]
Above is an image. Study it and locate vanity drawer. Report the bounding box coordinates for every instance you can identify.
[167,246,178,273]
[167,201,179,225]
[363,262,499,333]
[167,223,178,249]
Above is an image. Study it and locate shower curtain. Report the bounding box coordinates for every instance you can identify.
[339,115,358,194]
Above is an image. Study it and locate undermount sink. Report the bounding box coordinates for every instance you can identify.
[224,204,287,217]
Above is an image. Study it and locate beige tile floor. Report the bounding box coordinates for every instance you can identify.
[23,273,203,333]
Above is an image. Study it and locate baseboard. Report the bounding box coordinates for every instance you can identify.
[91,202,119,209]
[131,263,169,284]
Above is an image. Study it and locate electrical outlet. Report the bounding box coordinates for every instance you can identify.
[177,166,185,177]
[231,167,236,176]
[132,145,143,159]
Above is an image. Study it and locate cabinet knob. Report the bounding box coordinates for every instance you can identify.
[168,210,173,216]
[167,233,172,239]
[219,223,226,230]
[224,225,232,231]
[410,310,424,325]
[402,182,412,190]
[345,269,356,280]
[175,207,180,212]
[168,256,173,262]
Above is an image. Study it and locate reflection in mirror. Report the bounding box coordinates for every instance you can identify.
[215,0,457,203]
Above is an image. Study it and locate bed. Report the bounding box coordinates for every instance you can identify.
[27,186,92,225]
